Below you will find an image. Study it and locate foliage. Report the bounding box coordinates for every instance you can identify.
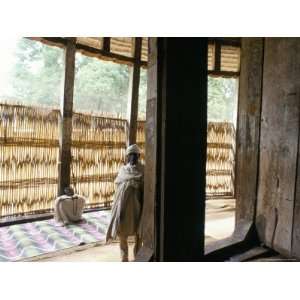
[10,38,64,107]
[5,38,237,122]
[74,53,130,116]
[208,77,238,123]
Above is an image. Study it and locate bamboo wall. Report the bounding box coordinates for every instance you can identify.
[0,104,235,219]
[71,112,127,209]
[136,121,236,197]
[0,104,59,218]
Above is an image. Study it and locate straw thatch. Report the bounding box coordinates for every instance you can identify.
[0,103,235,219]
[76,37,103,49]
[220,46,240,72]
[141,38,148,62]
[208,44,215,71]
[110,37,134,57]
[206,122,236,197]
[71,112,128,209]
[0,104,59,218]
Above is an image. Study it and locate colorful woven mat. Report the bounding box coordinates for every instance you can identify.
[0,210,111,262]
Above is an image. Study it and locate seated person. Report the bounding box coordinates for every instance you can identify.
[54,186,86,225]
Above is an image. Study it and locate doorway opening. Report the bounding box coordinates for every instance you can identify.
[205,39,240,247]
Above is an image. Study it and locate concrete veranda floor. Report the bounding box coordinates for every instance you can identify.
[35,199,235,262]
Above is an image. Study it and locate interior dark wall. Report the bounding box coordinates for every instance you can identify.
[154,38,208,261]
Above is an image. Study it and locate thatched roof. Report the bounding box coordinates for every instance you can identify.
[30,37,240,76]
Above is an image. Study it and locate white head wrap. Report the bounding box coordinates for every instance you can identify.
[126,144,141,156]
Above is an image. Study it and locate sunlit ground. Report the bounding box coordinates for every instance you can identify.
[32,199,235,262]
[205,198,235,242]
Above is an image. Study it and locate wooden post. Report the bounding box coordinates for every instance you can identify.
[127,37,142,146]
[58,38,76,195]
[138,38,158,260]
[235,38,264,226]
[140,38,207,261]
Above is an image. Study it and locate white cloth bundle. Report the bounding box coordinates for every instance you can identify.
[54,194,86,225]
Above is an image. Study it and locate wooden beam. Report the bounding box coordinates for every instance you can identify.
[235,38,264,226]
[208,37,241,47]
[127,37,142,145]
[208,70,240,78]
[34,37,147,67]
[58,38,76,195]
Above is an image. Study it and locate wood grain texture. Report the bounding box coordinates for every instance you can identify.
[291,106,300,257]
[139,38,157,251]
[235,38,264,225]
[256,38,300,256]
[58,38,76,195]
[127,38,142,145]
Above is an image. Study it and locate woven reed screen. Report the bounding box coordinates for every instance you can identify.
[135,121,236,198]
[0,104,235,219]
[0,104,59,218]
[206,122,235,197]
[71,112,127,209]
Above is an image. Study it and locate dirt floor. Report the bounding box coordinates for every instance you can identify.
[35,199,235,262]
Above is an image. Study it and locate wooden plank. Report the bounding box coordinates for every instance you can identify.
[256,38,300,256]
[127,37,142,145]
[229,246,271,262]
[139,37,158,252]
[235,38,264,225]
[291,110,300,257]
[58,38,76,195]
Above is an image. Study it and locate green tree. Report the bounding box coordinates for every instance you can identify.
[208,77,238,123]
[11,38,64,107]
[8,38,237,122]
[73,53,130,116]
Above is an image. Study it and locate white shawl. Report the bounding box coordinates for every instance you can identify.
[106,162,144,241]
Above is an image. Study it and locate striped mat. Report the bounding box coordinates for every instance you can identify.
[0,210,111,262]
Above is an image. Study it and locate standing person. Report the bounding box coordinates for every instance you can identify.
[106,144,144,262]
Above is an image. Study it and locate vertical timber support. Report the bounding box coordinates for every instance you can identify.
[158,38,207,261]
[141,38,207,261]
[137,38,158,261]
[127,37,142,146]
[139,38,208,261]
[235,38,264,227]
[58,38,76,196]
